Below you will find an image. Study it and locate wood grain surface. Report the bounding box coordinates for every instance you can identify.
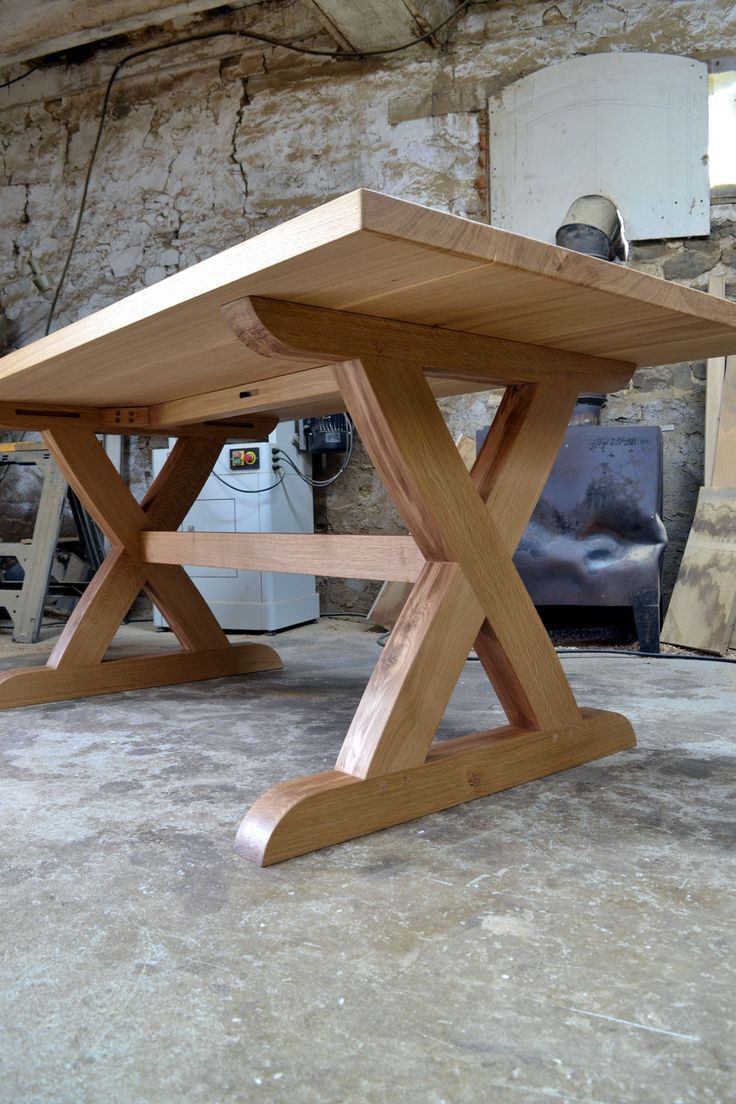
[661,487,736,654]
[366,433,477,629]
[0,431,282,710]
[711,355,736,489]
[236,707,636,866]
[333,364,581,779]
[705,275,728,488]
[0,643,281,710]
[223,295,633,391]
[2,190,736,411]
[141,531,426,581]
[0,400,277,440]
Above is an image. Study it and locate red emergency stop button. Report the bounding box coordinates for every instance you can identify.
[229,446,260,470]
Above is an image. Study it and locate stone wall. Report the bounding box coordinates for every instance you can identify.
[1,0,735,616]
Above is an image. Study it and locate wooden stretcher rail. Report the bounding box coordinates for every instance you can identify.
[148,366,344,425]
[0,401,278,440]
[0,373,494,436]
[140,531,426,582]
[146,366,495,426]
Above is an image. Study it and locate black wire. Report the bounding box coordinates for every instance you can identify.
[0,64,38,90]
[42,2,475,334]
[321,611,369,618]
[376,632,736,664]
[212,470,285,494]
[276,447,353,487]
[274,416,353,486]
[555,647,736,665]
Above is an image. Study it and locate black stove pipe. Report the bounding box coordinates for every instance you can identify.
[555,194,629,415]
[555,194,628,261]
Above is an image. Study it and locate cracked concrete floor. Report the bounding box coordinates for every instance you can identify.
[0,619,734,1104]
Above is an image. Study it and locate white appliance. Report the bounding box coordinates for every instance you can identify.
[152,422,319,632]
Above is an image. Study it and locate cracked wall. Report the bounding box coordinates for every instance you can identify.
[1,0,735,621]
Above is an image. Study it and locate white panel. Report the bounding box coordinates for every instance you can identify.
[489,53,709,242]
[152,426,319,632]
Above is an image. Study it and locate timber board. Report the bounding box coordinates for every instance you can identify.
[2,191,736,415]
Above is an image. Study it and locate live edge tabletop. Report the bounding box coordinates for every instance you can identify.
[2,190,736,866]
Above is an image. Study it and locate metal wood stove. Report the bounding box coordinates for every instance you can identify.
[478,415,667,652]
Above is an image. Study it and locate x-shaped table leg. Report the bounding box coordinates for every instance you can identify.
[0,430,281,708]
[236,356,635,865]
[334,367,580,777]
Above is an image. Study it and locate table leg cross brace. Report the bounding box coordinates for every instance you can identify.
[0,433,281,708]
[227,298,636,865]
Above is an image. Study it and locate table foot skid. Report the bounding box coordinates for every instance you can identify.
[235,706,635,865]
[0,642,281,709]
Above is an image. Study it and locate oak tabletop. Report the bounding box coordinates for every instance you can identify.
[2,189,736,408]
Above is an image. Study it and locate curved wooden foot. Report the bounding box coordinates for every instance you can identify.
[235,707,635,866]
[0,642,281,710]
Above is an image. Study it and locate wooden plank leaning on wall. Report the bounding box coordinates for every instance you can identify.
[661,275,736,654]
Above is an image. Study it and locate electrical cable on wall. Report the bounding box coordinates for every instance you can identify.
[275,447,353,488]
[376,632,736,664]
[275,415,354,488]
[212,471,285,494]
[210,414,354,493]
[37,0,475,335]
[0,64,39,89]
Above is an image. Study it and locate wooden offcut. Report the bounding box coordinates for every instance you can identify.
[704,275,728,487]
[367,581,414,631]
[664,276,736,652]
[661,487,736,654]
[711,355,736,490]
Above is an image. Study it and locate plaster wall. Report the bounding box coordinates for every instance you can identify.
[1,0,735,615]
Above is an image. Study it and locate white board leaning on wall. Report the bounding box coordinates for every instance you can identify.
[489,53,709,243]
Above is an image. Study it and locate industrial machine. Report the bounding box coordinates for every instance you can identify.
[477,412,666,652]
[152,421,320,632]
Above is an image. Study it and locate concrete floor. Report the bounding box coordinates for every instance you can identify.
[0,619,734,1104]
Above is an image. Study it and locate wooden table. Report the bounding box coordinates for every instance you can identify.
[2,190,736,866]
